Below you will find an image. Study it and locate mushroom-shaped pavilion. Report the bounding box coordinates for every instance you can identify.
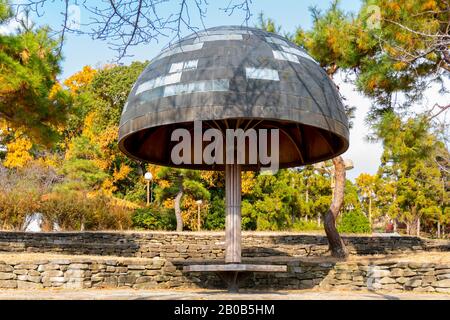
[118,25,349,290]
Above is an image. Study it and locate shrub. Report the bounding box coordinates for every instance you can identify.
[0,187,42,230]
[337,209,372,234]
[203,196,225,230]
[291,219,322,232]
[40,191,88,230]
[0,163,56,230]
[40,191,133,231]
[131,205,176,230]
[88,195,133,230]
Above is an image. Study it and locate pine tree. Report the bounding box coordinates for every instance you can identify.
[0,1,70,145]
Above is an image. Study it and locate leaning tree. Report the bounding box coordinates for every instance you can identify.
[293,0,449,248]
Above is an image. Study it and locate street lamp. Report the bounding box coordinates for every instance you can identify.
[196,199,203,231]
[144,172,153,206]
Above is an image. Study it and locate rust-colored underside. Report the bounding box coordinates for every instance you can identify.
[118,118,348,171]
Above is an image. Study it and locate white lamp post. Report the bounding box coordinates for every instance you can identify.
[144,172,153,206]
[196,199,203,231]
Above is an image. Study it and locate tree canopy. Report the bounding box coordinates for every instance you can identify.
[0,1,70,145]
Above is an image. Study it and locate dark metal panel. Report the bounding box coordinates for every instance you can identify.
[118,25,350,169]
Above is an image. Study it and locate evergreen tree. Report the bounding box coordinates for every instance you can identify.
[375,112,445,235]
[155,168,210,231]
[0,0,70,145]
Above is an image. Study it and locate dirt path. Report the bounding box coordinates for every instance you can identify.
[0,289,448,300]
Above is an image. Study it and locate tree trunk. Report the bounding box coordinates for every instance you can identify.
[174,190,183,232]
[323,156,349,259]
[437,221,441,238]
[80,214,85,231]
[416,217,420,237]
[409,206,418,236]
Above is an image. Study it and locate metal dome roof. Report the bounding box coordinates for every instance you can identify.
[118,25,349,170]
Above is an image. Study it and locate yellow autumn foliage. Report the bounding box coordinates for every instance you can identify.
[0,119,8,132]
[159,179,171,189]
[111,197,142,210]
[181,195,209,231]
[82,112,97,140]
[3,136,33,169]
[94,125,119,168]
[356,173,378,196]
[94,159,110,171]
[163,198,174,209]
[387,2,401,12]
[34,153,60,168]
[421,0,437,10]
[48,82,63,100]
[101,178,116,195]
[394,31,414,47]
[367,77,379,91]
[181,196,198,230]
[113,164,132,182]
[64,65,97,94]
[393,62,407,71]
[201,171,224,188]
[241,171,256,195]
[96,125,118,150]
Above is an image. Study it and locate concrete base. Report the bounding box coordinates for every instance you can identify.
[183,264,287,292]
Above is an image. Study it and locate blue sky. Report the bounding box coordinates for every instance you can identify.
[18,0,361,79]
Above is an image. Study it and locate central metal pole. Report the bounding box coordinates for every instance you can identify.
[225,164,242,263]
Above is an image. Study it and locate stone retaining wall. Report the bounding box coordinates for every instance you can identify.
[0,231,448,259]
[0,256,449,293]
[319,261,450,293]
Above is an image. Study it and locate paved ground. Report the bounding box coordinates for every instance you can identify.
[0,289,448,300]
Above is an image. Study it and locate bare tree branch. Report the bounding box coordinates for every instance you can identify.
[221,0,252,25]
[57,0,69,57]
[15,0,253,60]
[427,103,450,120]
[384,18,450,39]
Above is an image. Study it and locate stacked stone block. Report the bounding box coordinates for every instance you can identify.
[0,257,449,292]
[0,231,448,259]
